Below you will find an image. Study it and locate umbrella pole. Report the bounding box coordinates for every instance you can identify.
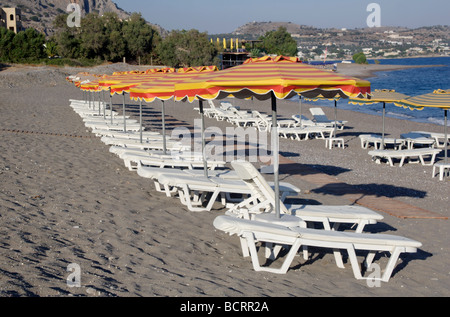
[299,95,302,127]
[382,102,386,150]
[139,99,143,144]
[110,91,113,125]
[334,99,338,137]
[199,100,208,178]
[103,90,106,119]
[122,93,127,132]
[98,91,102,116]
[162,100,167,155]
[445,109,448,164]
[88,91,91,109]
[271,93,280,219]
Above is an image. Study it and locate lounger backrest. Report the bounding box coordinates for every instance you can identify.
[213,215,300,238]
[292,114,314,124]
[310,108,331,122]
[231,161,291,214]
[220,101,233,110]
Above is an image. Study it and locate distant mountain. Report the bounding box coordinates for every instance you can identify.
[230,21,450,49]
[0,0,166,36]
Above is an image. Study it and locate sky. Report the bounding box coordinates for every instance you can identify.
[113,0,450,34]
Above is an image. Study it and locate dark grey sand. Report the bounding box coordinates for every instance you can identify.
[0,63,449,297]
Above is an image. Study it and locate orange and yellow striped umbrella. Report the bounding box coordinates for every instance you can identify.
[174,56,371,102]
[129,66,218,103]
[98,67,176,95]
[173,55,371,219]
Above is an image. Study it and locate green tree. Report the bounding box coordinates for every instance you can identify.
[10,28,46,62]
[103,13,126,62]
[0,28,16,62]
[122,13,160,62]
[53,14,82,59]
[259,27,298,56]
[157,29,219,68]
[352,52,367,64]
[80,13,108,59]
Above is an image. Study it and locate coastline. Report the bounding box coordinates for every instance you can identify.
[0,64,449,297]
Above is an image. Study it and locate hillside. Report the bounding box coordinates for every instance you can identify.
[0,0,165,36]
[231,21,450,48]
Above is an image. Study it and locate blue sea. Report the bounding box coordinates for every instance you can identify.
[303,56,450,127]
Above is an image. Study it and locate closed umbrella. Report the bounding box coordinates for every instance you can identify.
[174,55,371,218]
[349,89,409,149]
[394,89,450,164]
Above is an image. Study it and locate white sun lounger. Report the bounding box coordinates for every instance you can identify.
[157,173,252,212]
[226,110,260,127]
[310,107,347,130]
[84,122,143,132]
[213,215,421,282]
[368,148,442,167]
[100,137,189,151]
[277,126,335,140]
[120,151,217,171]
[228,161,383,233]
[252,111,296,131]
[291,114,335,128]
[137,165,300,200]
[411,131,450,148]
[359,134,406,150]
[91,129,161,139]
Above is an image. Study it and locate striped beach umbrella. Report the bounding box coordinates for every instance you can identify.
[98,70,174,129]
[129,67,219,155]
[349,89,410,149]
[394,89,450,163]
[174,55,371,218]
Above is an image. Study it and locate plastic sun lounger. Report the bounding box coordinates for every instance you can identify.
[411,131,450,148]
[400,132,436,149]
[91,129,161,139]
[291,114,335,128]
[213,215,421,282]
[119,151,211,171]
[228,161,384,233]
[368,148,442,167]
[84,122,143,132]
[137,165,300,200]
[252,111,296,131]
[100,136,188,150]
[309,107,347,130]
[359,134,406,150]
[226,110,260,127]
[156,173,253,212]
[277,126,335,141]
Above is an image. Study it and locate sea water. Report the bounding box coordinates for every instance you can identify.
[299,57,450,127]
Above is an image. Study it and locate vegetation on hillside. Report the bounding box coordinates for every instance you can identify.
[0,14,300,68]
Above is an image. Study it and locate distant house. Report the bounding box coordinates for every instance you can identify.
[0,7,22,33]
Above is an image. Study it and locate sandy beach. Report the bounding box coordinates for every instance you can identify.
[0,62,449,298]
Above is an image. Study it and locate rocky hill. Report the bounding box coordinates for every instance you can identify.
[0,0,165,36]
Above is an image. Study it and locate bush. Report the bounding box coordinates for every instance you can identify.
[352,52,367,64]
